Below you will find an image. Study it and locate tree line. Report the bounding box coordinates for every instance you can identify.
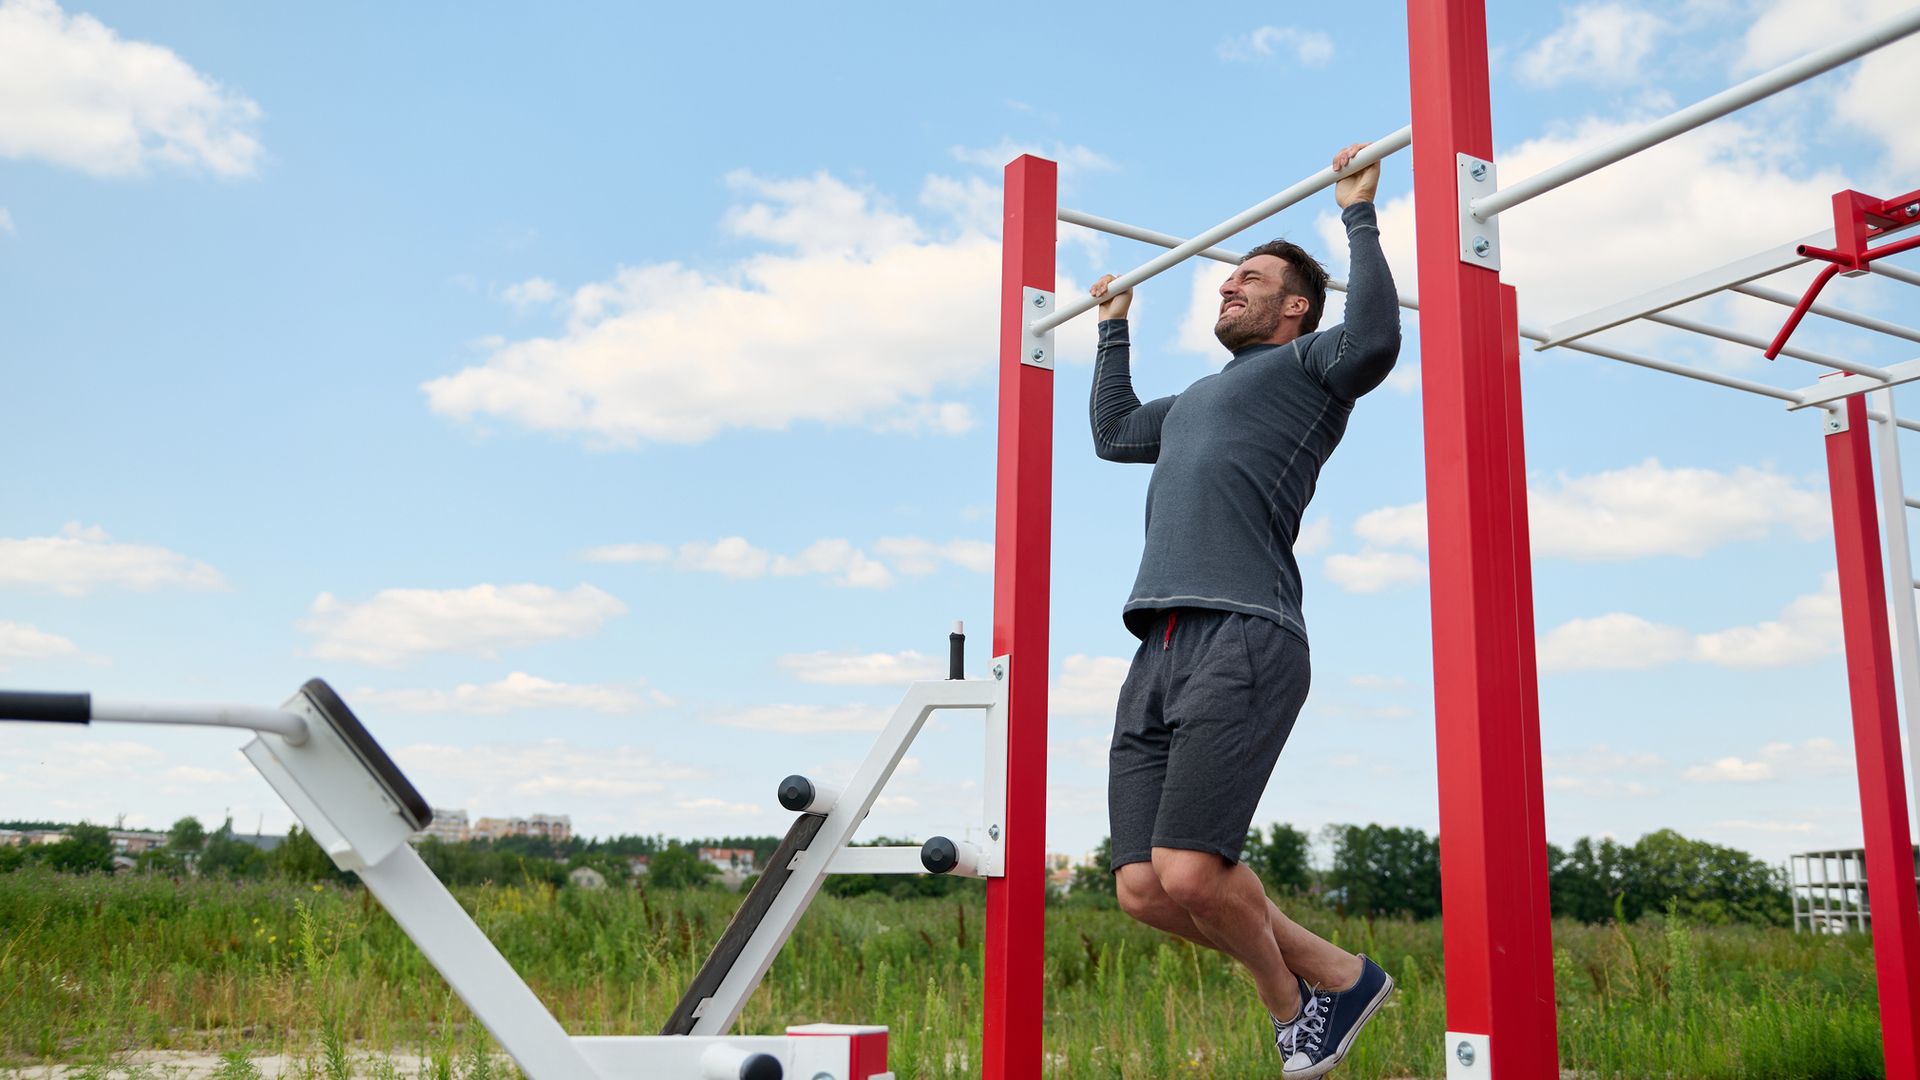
[1067,824,1794,927]
[3,816,1795,925]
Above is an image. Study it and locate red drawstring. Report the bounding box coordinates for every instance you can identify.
[1163,612,1177,651]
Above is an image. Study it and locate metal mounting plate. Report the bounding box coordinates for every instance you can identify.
[1458,154,1501,272]
[1022,288,1056,369]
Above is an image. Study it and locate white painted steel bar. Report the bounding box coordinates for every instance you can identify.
[1733,282,1920,347]
[358,844,603,1078]
[826,846,960,876]
[1032,125,1412,335]
[1472,7,1920,220]
[1643,311,1894,380]
[691,674,1003,1038]
[1874,262,1920,289]
[1516,322,1806,403]
[1538,234,1823,348]
[1792,358,1920,410]
[92,700,309,745]
[1055,203,1920,428]
[1909,496,1920,511]
[1870,389,1920,838]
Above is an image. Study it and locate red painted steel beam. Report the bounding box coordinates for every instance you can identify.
[1407,2,1560,1076]
[986,154,1054,1080]
[1822,391,1920,1079]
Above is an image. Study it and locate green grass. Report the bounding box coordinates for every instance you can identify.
[0,867,1888,1078]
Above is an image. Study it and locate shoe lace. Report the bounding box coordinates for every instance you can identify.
[1276,989,1331,1056]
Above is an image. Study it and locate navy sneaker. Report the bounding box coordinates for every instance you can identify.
[1275,956,1395,1078]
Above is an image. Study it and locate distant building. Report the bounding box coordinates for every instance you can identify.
[1045,852,1076,892]
[627,855,650,878]
[108,830,167,855]
[415,808,470,844]
[470,813,572,844]
[699,847,757,889]
[0,830,23,847]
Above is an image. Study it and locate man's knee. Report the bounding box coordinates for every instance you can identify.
[1153,848,1230,913]
[1114,862,1177,923]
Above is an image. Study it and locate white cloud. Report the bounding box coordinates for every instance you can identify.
[423,170,1000,445]
[1537,613,1694,672]
[1217,26,1335,66]
[0,523,224,595]
[621,535,989,587]
[582,543,671,564]
[300,584,626,666]
[1743,0,1920,170]
[1352,504,1427,550]
[356,672,657,714]
[1340,459,1824,570]
[1293,518,1332,557]
[0,207,12,234]
[1322,550,1427,593]
[873,537,994,575]
[675,537,773,578]
[777,650,946,686]
[948,140,1117,178]
[1517,4,1666,87]
[1051,654,1131,718]
[501,277,558,312]
[1710,819,1816,834]
[706,703,888,734]
[394,739,704,804]
[0,0,263,177]
[1544,743,1667,773]
[1546,775,1655,797]
[772,539,893,589]
[1682,756,1775,783]
[675,796,764,820]
[1348,674,1407,690]
[0,620,79,662]
[1692,572,1841,667]
[1539,574,1841,673]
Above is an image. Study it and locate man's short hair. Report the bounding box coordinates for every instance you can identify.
[1241,239,1329,334]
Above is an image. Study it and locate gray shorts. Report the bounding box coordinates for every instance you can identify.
[1108,607,1310,870]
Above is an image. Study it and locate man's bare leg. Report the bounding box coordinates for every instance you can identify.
[1146,848,1306,1021]
[1115,861,1364,991]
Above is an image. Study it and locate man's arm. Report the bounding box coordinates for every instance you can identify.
[1087,275,1174,463]
[1303,143,1402,403]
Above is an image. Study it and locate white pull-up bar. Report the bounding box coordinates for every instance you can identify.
[1059,200,1920,432]
[1471,7,1920,222]
[1032,124,1413,337]
[1731,282,1920,348]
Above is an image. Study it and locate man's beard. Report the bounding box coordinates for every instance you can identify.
[1213,292,1287,352]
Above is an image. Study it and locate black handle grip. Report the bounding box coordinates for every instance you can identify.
[949,630,965,680]
[0,691,91,723]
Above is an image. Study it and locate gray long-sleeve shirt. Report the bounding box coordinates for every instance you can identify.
[1090,201,1400,643]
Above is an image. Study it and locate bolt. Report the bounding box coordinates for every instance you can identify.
[1472,236,1491,257]
[993,663,1005,680]
[1469,161,1488,182]
[1456,1041,1476,1067]
[1031,294,1046,307]
[811,1073,837,1080]
[989,825,1000,840]
[1030,348,1045,361]
[1907,203,1919,218]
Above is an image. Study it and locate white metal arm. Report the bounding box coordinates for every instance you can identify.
[1472,8,1920,221]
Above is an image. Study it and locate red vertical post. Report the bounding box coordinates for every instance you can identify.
[986,154,1054,1080]
[1407,2,1560,1076]
[1822,392,1920,1079]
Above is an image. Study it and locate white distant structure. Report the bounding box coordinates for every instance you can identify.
[408,809,571,846]
[415,808,470,844]
[699,847,757,888]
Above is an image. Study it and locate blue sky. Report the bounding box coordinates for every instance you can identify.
[3,0,1919,866]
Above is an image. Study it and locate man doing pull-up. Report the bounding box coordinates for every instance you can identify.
[1088,142,1400,1078]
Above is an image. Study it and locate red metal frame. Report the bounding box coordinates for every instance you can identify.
[1407,3,1560,1075]
[1822,391,1920,1079]
[1766,187,1920,358]
[987,154,1054,1080]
